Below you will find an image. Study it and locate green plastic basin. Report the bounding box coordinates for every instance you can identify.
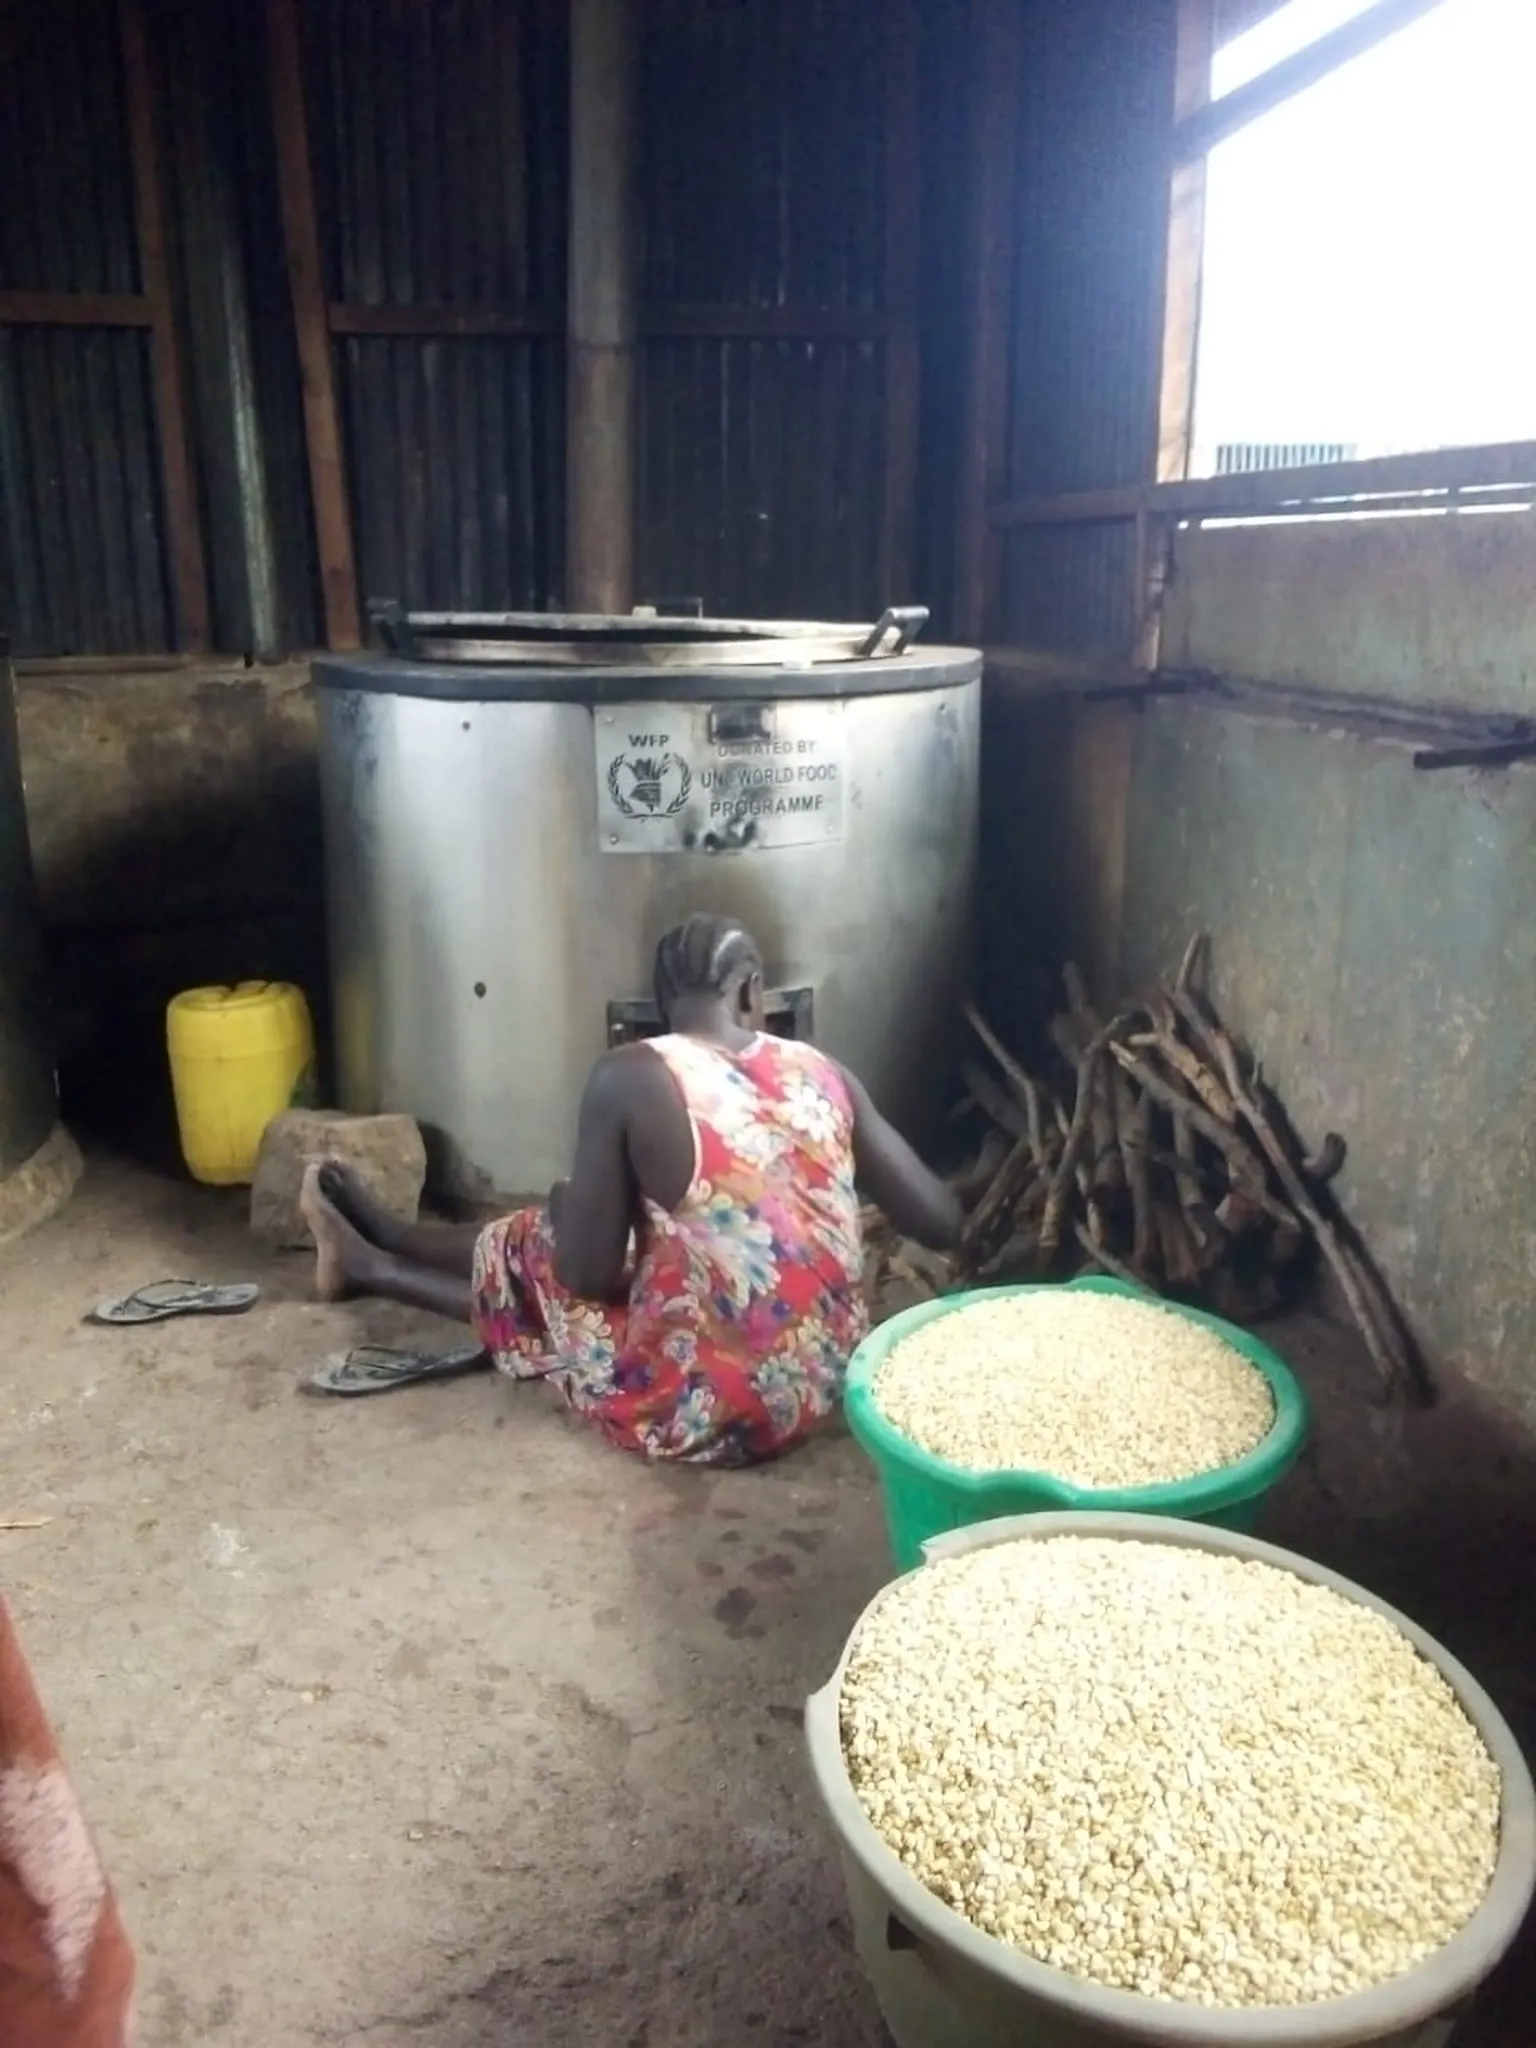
[845,1275,1310,1571]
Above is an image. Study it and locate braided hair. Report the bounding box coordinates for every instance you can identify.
[653,913,764,1022]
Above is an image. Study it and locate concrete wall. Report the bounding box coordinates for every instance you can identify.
[1122,515,1536,1413]
[1161,515,1536,715]
[13,660,325,1152]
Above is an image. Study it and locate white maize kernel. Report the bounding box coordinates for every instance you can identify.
[874,1290,1274,1487]
[840,1537,1500,2009]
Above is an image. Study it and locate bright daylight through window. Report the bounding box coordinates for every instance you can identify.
[1190,0,1536,482]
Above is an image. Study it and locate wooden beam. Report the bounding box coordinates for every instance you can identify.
[119,0,209,653]
[1143,0,1215,666]
[328,303,562,340]
[0,291,153,329]
[1213,0,1288,44]
[641,304,901,341]
[1175,0,1451,161]
[567,0,636,613]
[328,302,906,342]
[880,0,920,601]
[990,439,1536,527]
[952,0,1023,643]
[1156,0,1214,486]
[267,0,360,650]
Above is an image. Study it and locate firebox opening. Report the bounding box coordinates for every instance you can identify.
[607,987,816,1048]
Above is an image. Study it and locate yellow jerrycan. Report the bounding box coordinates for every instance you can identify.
[166,982,317,1186]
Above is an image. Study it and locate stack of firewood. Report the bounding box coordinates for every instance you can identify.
[862,938,1428,1407]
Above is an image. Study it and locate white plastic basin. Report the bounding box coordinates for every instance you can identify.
[806,1513,1536,2048]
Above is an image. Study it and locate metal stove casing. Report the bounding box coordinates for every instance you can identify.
[313,609,982,1202]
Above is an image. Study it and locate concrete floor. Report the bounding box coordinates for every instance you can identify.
[2,1155,1533,2047]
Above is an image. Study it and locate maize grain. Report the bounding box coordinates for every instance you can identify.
[874,1291,1273,1486]
[841,1537,1501,2008]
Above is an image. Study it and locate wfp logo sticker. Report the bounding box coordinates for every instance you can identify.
[606,750,692,819]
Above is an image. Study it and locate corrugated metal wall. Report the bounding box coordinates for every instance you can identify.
[635,0,902,619]
[637,339,889,618]
[0,0,171,655]
[1,0,960,654]
[305,0,569,613]
[157,0,323,651]
[158,0,321,654]
[995,0,1177,657]
[0,0,321,657]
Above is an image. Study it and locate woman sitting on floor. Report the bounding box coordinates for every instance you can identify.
[301,913,961,1465]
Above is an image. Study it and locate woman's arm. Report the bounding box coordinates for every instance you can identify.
[839,1066,964,1251]
[549,1055,640,1301]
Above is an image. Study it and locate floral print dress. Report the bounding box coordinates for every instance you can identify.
[470,1032,868,1464]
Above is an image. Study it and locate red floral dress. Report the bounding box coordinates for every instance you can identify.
[470,1032,868,1464]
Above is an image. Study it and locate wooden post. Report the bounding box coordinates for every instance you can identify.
[118,0,209,653]
[880,0,920,603]
[1142,0,1215,667]
[267,0,360,650]
[1175,0,1449,160]
[1157,0,1216,487]
[952,0,1022,644]
[567,0,636,615]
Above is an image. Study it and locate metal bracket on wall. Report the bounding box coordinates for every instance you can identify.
[1082,666,1536,770]
[1412,732,1536,772]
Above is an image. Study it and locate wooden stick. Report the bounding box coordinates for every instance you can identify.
[1072,1221,1144,1291]
[1302,1132,1348,1185]
[979,1226,1041,1281]
[1213,1043,1427,1402]
[1136,1030,1237,1124]
[1168,986,1246,1098]
[963,1002,1047,1163]
[1171,1108,1218,1252]
[1056,974,1129,1190]
[1109,1044,1293,1222]
[959,1057,1027,1139]
[961,1131,1035,1253]
[1154,1200,1202,1286]
[1122,1086,1156,1273]
[1041,1016,1127,1258]
[1175,931,1208,993]
[954,1129,1009,1203]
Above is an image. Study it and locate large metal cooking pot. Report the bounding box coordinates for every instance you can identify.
[314,606,981,1202]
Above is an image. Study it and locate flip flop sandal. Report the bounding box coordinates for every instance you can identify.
[303,1344,492,1397]
[88,1281,260,1327]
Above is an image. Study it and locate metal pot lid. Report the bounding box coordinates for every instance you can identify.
[367,601,930,668]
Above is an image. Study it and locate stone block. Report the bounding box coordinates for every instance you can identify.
[250,1110,426,1250]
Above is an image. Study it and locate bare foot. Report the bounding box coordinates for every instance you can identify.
[318,1159,409,1254]
[300,1163,378,1303]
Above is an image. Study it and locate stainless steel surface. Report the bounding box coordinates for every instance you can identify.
[594,698,846,854]
[0,648,59,1176]
[369,605,933,669]
[318,650,980,1200]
